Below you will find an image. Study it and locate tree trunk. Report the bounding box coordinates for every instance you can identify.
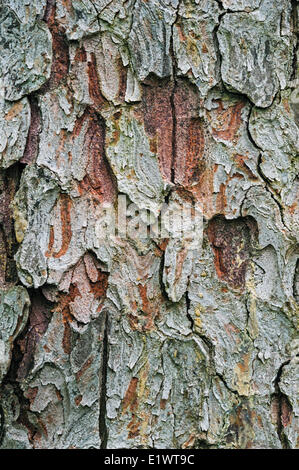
[0,0,298,449]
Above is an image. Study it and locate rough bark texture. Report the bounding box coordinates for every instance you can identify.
[0,0,298,449]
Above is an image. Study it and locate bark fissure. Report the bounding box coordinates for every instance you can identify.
[170,6,179,184]
[291,0,298,82]
[21,96,42,165]
[185,291,193,330]
[99,312,109,449]
[273,360,293,449]
[0,404,4,447]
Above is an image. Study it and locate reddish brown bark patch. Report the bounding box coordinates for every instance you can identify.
[271,393,293,446]
[17,291,53,380]
[280,396,293,428]
[77,108,117,205]
[21,97,41,165]
[207,216,257,289]
[74,395,82,406]
[234,154,259,181]
[84,109,117,203]
[127,416,141,439]
[128,281,162,333]
[140,78,173,181]
[46,193,73,259]
[139,78,205,186]
[55,253,109,326]
[43,1,69,90]
[24,387,38,405]
[173,80,205,186]
[117,57,127,103]
[74,45,87,63]
[56,193,72,259]
[210,100,245,142]
[122,377,138,414]
[0,227,7,286]
[17,401,38,445]
[75,356,94,382]
[62,309,73,355]
[45,111,116,260]
[87,53,108,111]
[0,165,21,286]
[160,399,167,410]
[123,376,142,439]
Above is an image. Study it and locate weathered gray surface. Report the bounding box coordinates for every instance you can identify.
[217,0,294,107]
[173,0,220,96]
[0,96,30,169]
[0,3,52,101]
[0,286,30,382]
[0,0,298,450]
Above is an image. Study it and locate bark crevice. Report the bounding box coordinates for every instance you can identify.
[99,312,109,449]
[272,360,293,449]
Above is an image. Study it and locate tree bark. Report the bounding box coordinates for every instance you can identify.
[0,0,298,449]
